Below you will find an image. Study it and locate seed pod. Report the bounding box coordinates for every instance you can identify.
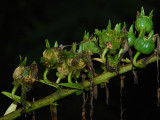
[134,30,155,54]
[67,58,86,69]
[57,63,69,75]
[13,66,25,80]
[13,61,38,84]
[135,7,153,33]
[41,48,60,68]
[75,59,86,69]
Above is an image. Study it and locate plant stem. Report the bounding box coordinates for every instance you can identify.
[43,68,59,88]
[102,47,108,63]
[0,55,159,120]
[11,83,20,102]
[56,77,62,84]
[68,71,73,84]
[133,51,146,68]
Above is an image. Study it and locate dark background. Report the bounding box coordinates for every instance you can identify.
[0,0,160,120]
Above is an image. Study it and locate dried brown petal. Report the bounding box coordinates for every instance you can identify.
[57,63,69,75]
[13,66,25,80]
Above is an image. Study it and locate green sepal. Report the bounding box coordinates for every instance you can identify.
[140,7,145,17]
[149,10,153,20]
[128,24,134,34]
[78,45,83,53]
[59,83,83,89]
[128,24,136,47]
[83,31,89,40]
[147,30,154,42]
[54,41,58,48]
[107,20,111,30]
[45,39,50,49]
[19,55,27,66]
[72,42,77,52]
[123,22,126,28]
[114,23,121,34]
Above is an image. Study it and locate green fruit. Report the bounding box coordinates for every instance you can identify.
[134,30,155,54]
[135,7,153,33]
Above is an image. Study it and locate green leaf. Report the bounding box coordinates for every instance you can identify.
[2,91,31,107]
[4,101,17,115]
[59,83,83,89]
[38,79,59,87]
[1,91,21,103]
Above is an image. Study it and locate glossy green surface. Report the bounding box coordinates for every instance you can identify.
[134,30,155,54]
[135,7,153,33]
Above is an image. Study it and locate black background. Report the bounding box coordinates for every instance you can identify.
[0,0,160,120]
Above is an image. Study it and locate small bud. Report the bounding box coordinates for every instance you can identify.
[54,41,58,48]
[107,20,111,30]
[45,39,50,49]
